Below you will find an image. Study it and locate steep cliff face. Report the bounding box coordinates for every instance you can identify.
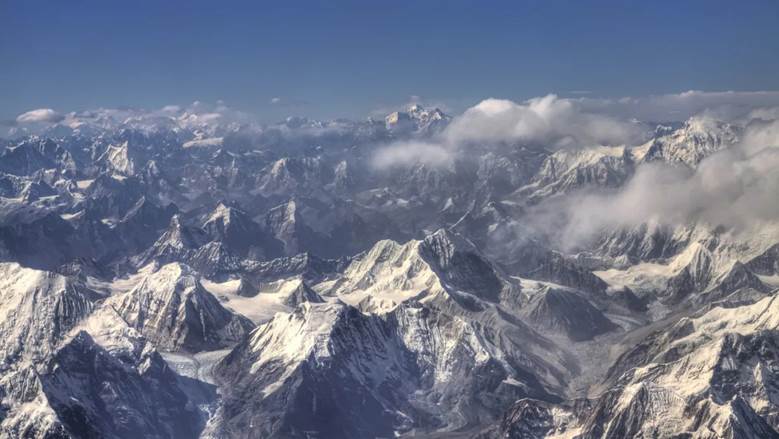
[0,262,101,364]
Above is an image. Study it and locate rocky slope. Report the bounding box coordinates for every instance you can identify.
[2,104,779,438]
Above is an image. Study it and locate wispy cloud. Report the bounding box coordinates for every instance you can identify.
[523,115,779,249]
[371,94,647,170]
[16,108,64,124]
[576,90,779,122]
[371,141,453,169]
[268,96,309,108]
[443,95,645,148]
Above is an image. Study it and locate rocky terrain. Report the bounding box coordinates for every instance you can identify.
[2,101,779,438]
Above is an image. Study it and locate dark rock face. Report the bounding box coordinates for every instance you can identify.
[503,242,609,295]
[41,332,202,439]
[0,213,81,269]
[419,229,504,303]
[746,243,779,275]
[0,138,76,176]
[263,199,324,257]
[525,288,616,341]
[113,196,179,255]
[475,399,556,439]
[281,280,324,307]
[610,286,647,312]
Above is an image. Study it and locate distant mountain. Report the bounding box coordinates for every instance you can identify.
[385,104,451,134]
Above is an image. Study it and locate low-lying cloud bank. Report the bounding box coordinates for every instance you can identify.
[5,101,256,136]
[576,90,779,123]
[370,90,779,170]
[364,90,779,250]
[442,95,645,148]
[527,117,779,249]
[11,92,779,244]
[371,141,453,169]
[370,94,647,169]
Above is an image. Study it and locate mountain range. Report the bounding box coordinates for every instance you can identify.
[2,102,779,438]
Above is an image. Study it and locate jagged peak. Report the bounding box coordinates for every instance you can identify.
[682,115,733,136]
[111,261,252,352]
[248,300,350,365]
[282,277,325,307]
[636,115,740,167]
[352,228,485,276]
[0,262,100,361]
[97,140,135,175]
[266,198,300,225]
[284,198,297,216]
[420,228,480,258]
[168,212,183,228]
[270,157,289,174]
[133,261,199,291]
[156,213,191,249]
[385,104,450,130]
[205,200,237,226]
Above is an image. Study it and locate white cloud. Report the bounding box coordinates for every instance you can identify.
[528,116,779,249]
[159,105,181,113]
[10,101,257,136]
[371,141,454,169]
[16,108,64,124]
[576,90,779,123]
[268,97,309,108]
[370,94,648,170]
[443,95,645,148]
[371,91,779,171]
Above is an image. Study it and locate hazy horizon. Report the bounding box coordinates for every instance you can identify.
[3,0,779,122]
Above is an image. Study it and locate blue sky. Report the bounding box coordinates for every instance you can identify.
[2,0,779,122]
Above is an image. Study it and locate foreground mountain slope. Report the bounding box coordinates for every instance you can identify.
[203,230,612,437]
[207,298,568,438]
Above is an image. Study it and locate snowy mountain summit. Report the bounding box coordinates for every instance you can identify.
[2,100,779,439]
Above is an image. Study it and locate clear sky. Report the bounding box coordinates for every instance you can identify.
[2,0,779,122]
